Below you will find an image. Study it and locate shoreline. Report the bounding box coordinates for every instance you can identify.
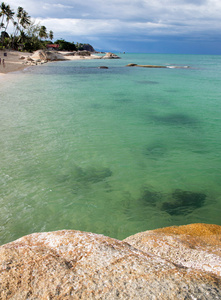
[0,50,105,75]
[0,50,32,74]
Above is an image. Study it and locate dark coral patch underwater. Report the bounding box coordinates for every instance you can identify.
[150,113,199,126]
[137,187,206,216]
[161,189,206,216]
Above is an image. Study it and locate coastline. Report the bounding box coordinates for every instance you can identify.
[0,50,31,74]
[0,50,104,75]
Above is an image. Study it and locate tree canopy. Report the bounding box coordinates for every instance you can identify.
[0,2,95,52]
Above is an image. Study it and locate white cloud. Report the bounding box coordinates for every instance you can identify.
[43,3,74,10]
[5,0,221,41]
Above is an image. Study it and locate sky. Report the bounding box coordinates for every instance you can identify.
[5,0,221,54]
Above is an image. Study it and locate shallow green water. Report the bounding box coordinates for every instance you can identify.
[1,54,221,244]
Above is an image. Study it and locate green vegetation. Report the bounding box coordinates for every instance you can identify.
[0,2,94,52]
[54,39,77,51]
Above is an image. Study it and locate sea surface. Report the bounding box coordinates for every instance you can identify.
[1,53,221,245]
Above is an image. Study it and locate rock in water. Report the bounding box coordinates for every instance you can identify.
[102,52,120,59]
[0,224,221,299]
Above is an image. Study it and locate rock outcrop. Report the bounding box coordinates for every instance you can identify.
[126,63,166,68]
[30,50,66,61]
[73,50,91,56]
[98,66,109,69]
[125,223,221,277]
[126,63,190,69]
[21,50,67,66]
[102,52,120,59]
[0,224,221,299]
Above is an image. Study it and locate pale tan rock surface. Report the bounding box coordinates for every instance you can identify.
[102,52,120,59]
[30,50,67,61]
[0,224,221,299]
[124,223,221,277]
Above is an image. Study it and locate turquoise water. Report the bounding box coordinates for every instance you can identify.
[1,53,221,245]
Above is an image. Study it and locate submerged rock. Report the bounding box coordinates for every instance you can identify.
[139,187,162,206]
[161,189,206,215]
[151,113,198,126]
[57,165,112,190]
[0,224,221,299]
[144,142,167,158]
[73,166,112,184]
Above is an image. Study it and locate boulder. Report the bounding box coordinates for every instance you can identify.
[124,223,221,277]
[126,64,190,69]
[60,51,75,56]
[26,56,34,62]
[102,52,120,59]
[126,63,138,66]
[126,63,166,68]
[30,50,66,61]
[0,224,220,299]
[74,50,91,56]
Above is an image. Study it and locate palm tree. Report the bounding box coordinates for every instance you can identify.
[12,6,30,49]
[0,2,7,31]
[0,2,14,45]
[17,29,27,50]
[16,6,30,32]
[4,5,14,32]
[19,8,30,29]
[49,30,53,41]
[39,25,48,40]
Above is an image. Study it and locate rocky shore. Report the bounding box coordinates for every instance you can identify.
[0,50,120,74]
[0,223,221,299]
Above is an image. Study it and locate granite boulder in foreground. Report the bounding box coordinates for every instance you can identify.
[0,224,221,299]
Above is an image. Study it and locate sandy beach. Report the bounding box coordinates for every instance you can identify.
[0,50,103,74]
[0,50,32,74]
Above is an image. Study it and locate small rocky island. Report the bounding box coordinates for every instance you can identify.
[0,223,220,299]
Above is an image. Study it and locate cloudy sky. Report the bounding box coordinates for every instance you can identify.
[5,0,221,54]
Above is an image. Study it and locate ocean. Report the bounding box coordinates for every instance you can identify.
[1,53,221,245]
